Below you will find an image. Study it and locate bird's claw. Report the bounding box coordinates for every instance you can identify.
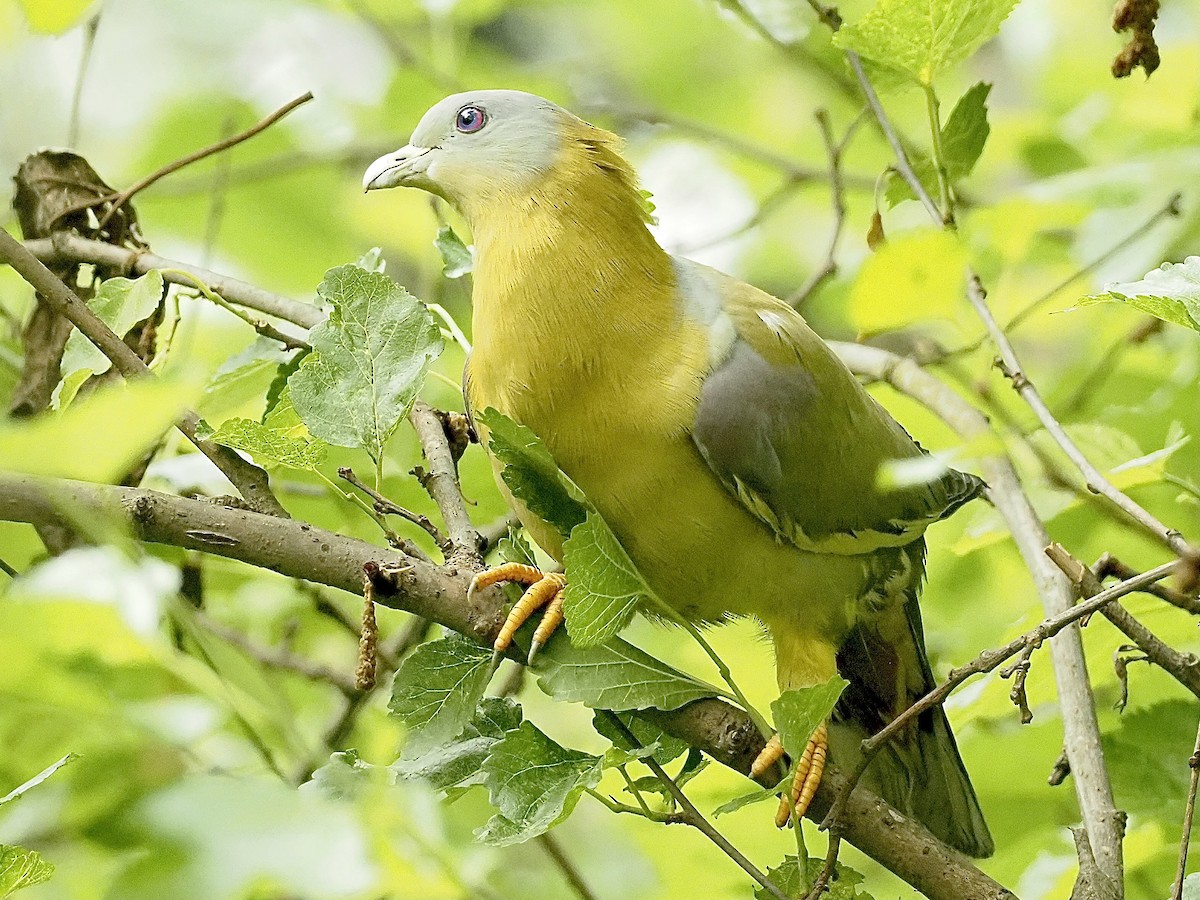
[773,722,828,828]
[469,564,567,665]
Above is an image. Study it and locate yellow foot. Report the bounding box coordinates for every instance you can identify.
[773,722,829,828]
[468,563,567,665]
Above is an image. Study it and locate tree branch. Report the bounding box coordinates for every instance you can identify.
[831,341,1126,885]
[23,232,324,329]
[0,471,1015,900]
[0,229,286,517]
[409,400,484,567]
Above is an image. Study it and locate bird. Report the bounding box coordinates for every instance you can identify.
[363,89,993,857]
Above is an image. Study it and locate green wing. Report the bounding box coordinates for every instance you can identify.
[681,261,983,556]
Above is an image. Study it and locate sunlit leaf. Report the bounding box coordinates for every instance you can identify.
[834,0,1018,86]
[290,264,443,459]
[210,387,326,470]
[1081,257,1200,332]
[0,375,201,482]
[57,271,164,408]
[0,845,54,896]
[561,515,644,647]
[848,229,968,331]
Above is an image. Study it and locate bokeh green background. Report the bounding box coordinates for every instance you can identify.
[1,0,1199,897]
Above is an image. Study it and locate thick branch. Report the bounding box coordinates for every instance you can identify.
[0,471,1014,900]
[0,229,286,517]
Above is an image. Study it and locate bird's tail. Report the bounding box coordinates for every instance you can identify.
[832,705,994,858]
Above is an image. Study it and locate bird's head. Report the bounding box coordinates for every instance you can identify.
[363,90,645,227]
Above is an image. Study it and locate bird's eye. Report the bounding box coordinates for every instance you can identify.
[455,105,487,134]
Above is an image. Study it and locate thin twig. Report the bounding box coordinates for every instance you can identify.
[598,711,789,900]
[163,267,310,351]
[1005,194,1182,332]
[67,13,101,148]
[0,556,18,578]
[25,233,323,329]
[536,834,600,900]
[1045,544,1200,700]
[1095,552,1200,615]
[339,466,448,550]
[1172,718,1200,900]
[982,275,1191,558]
[788,109,857,307]
[192,608,358,695]
[819,560,1178,840]
[0,229,286,517]
[91,93,314,229]
[999,644,1037,724]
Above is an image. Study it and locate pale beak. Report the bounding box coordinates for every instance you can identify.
[362,145,433,192]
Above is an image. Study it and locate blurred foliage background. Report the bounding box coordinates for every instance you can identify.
[1,0,1199,897]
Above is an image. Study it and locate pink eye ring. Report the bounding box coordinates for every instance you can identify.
[456,105,487,133]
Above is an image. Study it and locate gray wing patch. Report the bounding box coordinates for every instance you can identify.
[691,338,984,555]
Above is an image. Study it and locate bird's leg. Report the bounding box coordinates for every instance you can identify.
[468,563,567,665]
[773,722,829,828]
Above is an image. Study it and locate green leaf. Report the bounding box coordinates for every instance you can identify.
[772,676,849,760]
[712,774,791,817]
[210,387,327,470]
[561,515,644,647]
[394,698,523,794]
[56,271,164,408]
[0,754,78,807]
[0,374,201,482]
[434,225,473,278]
[289,264,443,459]
[592,711,689,766]
[1183,873,1200,900]
[356,247,386,273]
[834,0,1018,86]
[534,636,719,711]
[0,845,54,896]
[754,856,874,900]
[16,0,95,33]
[477,408,588,537]
[941,82,991,179]
[496,526,537,567]
[305,750,381,801]
[848,229,968,331]
[478,721,604,846]
[1081,257,1200,332]
[389,635,495,756]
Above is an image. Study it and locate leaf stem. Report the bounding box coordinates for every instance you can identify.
[159,267,310,351]
[643,593,773,740]
[923,83,952,220]
[617,764,654,816]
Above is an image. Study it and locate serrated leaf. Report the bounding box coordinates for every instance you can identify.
[534,636,719,711]
[772,677,849,760]
[434,226,473,278]
[592,711,689,766]
[389,635,495,756]
[477,408,588,537]
[496,526,536,567]
[56,270,164,408]
[834,0,1018,86]
[289,264,443,459]
[1081,257,1200,332]
[942,82,991,179]
[210,388,326,470]
[394,698,523,793]
[478,721,604,846]
[0,845,54,896]
[848,229,968,331]
[755,856,874,900]
[561,515,644,647]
